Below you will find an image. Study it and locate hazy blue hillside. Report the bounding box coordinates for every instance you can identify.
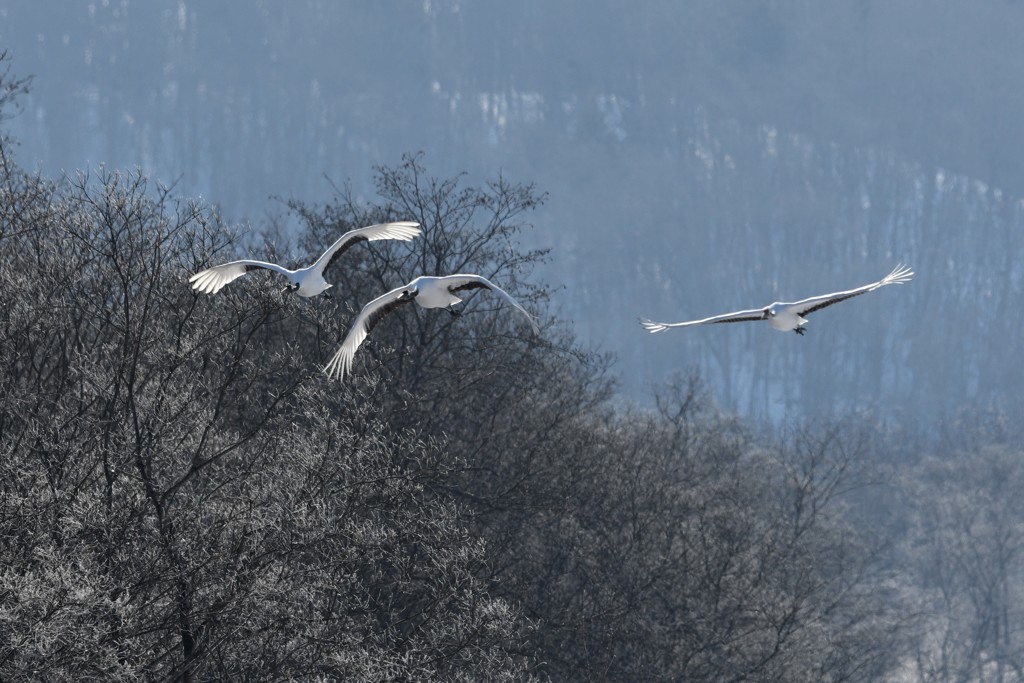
[3,0,1023,424]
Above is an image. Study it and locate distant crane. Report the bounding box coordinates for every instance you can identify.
[640,264,913,336]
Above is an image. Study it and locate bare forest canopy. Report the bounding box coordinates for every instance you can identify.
[2,1,1024,423]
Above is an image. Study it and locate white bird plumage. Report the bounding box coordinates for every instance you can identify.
[324,274,540,380]
[640,264,913,335]
[188,221,422,297]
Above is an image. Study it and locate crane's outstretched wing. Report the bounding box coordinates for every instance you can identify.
[324,285,416,380]
[188,260,291,295]
[313,221,422,276]
[445,274,540,335]
[640,308,767,333]
[779,264,914,318]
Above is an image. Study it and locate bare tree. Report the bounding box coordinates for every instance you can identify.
[904,445,1024,683]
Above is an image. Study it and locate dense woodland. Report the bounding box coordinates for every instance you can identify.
[4,58,1024,681]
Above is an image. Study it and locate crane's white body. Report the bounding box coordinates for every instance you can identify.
[403,276,470,309]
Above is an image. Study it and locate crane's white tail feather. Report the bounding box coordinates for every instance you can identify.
[323,322,370,381]
[188,263,245,294]
[323,348,351,381]
[372,221,422,241]
[881,263,914,286]
[639,318,669,333]
[188,269,226,294]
